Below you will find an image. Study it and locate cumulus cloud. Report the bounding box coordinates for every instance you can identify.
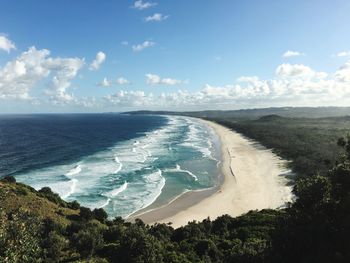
[334,61,350,82]
[132,41,155,52]
[98,77,111,87]
[116,77,130,85]
[89,51,106,71]
[42,57,84,104]
[145,13,169,22]
[276,63,314,77]
[336,51,350,57]
[0,35,16,53]
[0,46,84,102]
[102,60,350,110]
[132,0,157,10]
[145,74,186,85]
[104,90,154,107]
[283,50,304,58]
[3,46,350,111]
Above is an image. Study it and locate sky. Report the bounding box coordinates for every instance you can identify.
[0,0,350,113]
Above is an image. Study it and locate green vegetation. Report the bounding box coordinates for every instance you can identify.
[209,115,350,178]
[2,108,350,262]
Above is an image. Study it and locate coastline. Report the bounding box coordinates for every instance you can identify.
[132,118,293,228]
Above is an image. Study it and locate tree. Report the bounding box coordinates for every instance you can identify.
[80,207,93,221]
[93,208,108,223]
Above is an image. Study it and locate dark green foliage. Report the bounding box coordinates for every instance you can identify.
[68,200,81,210]
[38,186,66,207]
[72,223,104,258]
[212,116,349,177]
[0,210,43,262]
[42,231,67,262]
[80,206,93,221]
[93,208,108,223]
[1,175,16,183]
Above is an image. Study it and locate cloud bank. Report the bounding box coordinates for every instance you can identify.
[102,61,350,110]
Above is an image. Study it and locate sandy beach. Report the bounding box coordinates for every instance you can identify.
[133,119,293,228]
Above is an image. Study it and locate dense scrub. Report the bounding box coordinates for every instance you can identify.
[209,116,350,177]
[0,175,283,262]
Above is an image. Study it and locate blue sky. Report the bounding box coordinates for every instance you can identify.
[0,0,350,113]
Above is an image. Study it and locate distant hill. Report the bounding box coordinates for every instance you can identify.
[256,114,284,121]
[124,107,350,119]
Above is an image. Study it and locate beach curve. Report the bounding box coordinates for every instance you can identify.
[132,118,294,228]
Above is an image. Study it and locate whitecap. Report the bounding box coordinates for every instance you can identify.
[165,164,198,181]
[65,164,82,176]
[99,198,111,208]
[114,156,123,174]
[105,181,128,197]
[62,178,78,198]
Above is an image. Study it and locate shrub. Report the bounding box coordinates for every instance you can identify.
[1,175,16,183]
[80,207,93,221]
[93,208,108,223]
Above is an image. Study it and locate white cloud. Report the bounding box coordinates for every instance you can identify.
[104,90,154,107]
[145,13,169,22]
[103,60,350,110]
[336,51,350,57]
[0,46,84,102]
[334,61,350,82]
[132,41,155,52]
[89,51,106,71]
[276,63,314,77]
[98,77,111,87]
[43,57,85,104]
[145,74,186,85]
[0,35,16,53]
[132,0,157,10]
[121,41,129,46]
[3,46,350,111]
[116,77,130,85]
[283,50,304,58]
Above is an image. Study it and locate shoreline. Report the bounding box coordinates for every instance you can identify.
[132,118,293,228]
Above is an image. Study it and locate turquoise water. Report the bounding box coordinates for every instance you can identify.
[9,115,220,218]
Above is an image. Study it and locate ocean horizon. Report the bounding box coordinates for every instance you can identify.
[0,113,221,218]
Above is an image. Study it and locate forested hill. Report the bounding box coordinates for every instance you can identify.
[124,106,350,119]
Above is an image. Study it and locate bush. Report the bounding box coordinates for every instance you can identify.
[43,231,67,262]
[1,175,16,183]
[93,208,108,223]
[68,200,80,210]
[80,207,93,221]
[73,227,104,258]
[38,187,66,206]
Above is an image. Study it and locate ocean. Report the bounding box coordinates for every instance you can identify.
[0,114,220,218]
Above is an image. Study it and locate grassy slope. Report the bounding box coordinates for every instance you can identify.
[0,181,78,226]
